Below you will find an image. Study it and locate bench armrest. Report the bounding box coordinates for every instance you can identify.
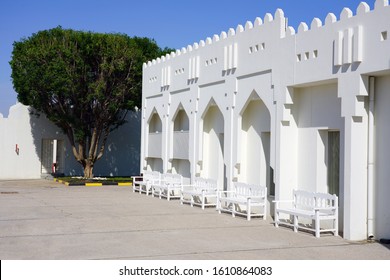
[217,190,235,194]
[273,199,294,209]
[181,184,197,191]
[217,190,235,199]
[247,195,266,200]
[272,200,293,203]
[313,207,337,212]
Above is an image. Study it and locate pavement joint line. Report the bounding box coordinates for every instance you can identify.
[96,243,370,260]
[0,210,262,218]
[0,224,281,239]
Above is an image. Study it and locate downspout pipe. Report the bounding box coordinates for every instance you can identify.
[367,76,375,240]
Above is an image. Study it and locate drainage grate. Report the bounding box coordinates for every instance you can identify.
[0,191,19,194]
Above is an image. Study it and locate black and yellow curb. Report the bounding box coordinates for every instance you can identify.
[54,179,132,187]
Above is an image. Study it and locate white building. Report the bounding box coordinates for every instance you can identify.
[141,1,390,241]
[0,103,141,179]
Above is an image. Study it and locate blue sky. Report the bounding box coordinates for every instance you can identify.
[0,0,376,116]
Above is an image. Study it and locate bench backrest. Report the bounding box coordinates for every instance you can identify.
[144,171,161,182]
[293,190,338,210]
[193,177,218,191]
[162,173,183,186]
[234,182,267,198]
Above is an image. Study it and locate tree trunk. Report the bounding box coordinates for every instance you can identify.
[84,161,94,178]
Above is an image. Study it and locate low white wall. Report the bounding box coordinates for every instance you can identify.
[0,103,141,179]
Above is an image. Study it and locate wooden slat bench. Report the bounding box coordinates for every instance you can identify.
[273,190,338,238]
[152,173,183,201]
[217,182,267,221]
[131,171,160,196]
[180,177,218,209]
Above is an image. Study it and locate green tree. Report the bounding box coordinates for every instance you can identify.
[10,27,173,178]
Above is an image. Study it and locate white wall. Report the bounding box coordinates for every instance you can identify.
[146,157,163,173]
[141,1,390,240]
[374,75,390,240]
[0,103,79,179]
[171,159,191,184]
[0,103,141,179]
[293,84,343,193]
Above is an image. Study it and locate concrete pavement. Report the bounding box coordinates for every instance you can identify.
[0,179,389,260]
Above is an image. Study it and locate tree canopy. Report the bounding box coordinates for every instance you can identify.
[10,27,173,177]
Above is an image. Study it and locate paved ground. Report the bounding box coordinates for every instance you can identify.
[0,179,389,260]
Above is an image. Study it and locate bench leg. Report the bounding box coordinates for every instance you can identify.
[315,220,320,238]
[334,219,339,236]
[315,211,320,238]
[247,201,251,221]
[293,215,298,233]
[201,194,205,210]
[190,196,194,207]
[274,210,279,228]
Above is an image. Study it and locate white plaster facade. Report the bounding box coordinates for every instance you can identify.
[0,103,141,179]
[141,1,390,241]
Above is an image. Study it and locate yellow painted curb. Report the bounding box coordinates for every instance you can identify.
[53,179,132,187]
[54,179,69,186]
[118,182,132,186]
[85,183,103,187]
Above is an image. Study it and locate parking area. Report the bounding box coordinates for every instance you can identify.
[0,179,389,260]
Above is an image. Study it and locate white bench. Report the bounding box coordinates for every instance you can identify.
[217,182,267,221]
[273,190,338,238]
[131,171,160,196]
[152,173,183,201]
[180,177,218,209]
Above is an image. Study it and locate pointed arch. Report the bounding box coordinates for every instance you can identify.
[172,103,190,132]
[147,108,162,133]
[239,89,262,116]
[238,93,271,189]
[200,102,225,190]
[146,107,163,163]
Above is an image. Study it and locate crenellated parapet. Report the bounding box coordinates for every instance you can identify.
[143,8,287,70]
[144,1,388,70]
[143,0,390,120]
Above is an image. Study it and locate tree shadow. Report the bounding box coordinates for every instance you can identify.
[29,107,82,176]
[93,110,141,177]
[29,107,141,177]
